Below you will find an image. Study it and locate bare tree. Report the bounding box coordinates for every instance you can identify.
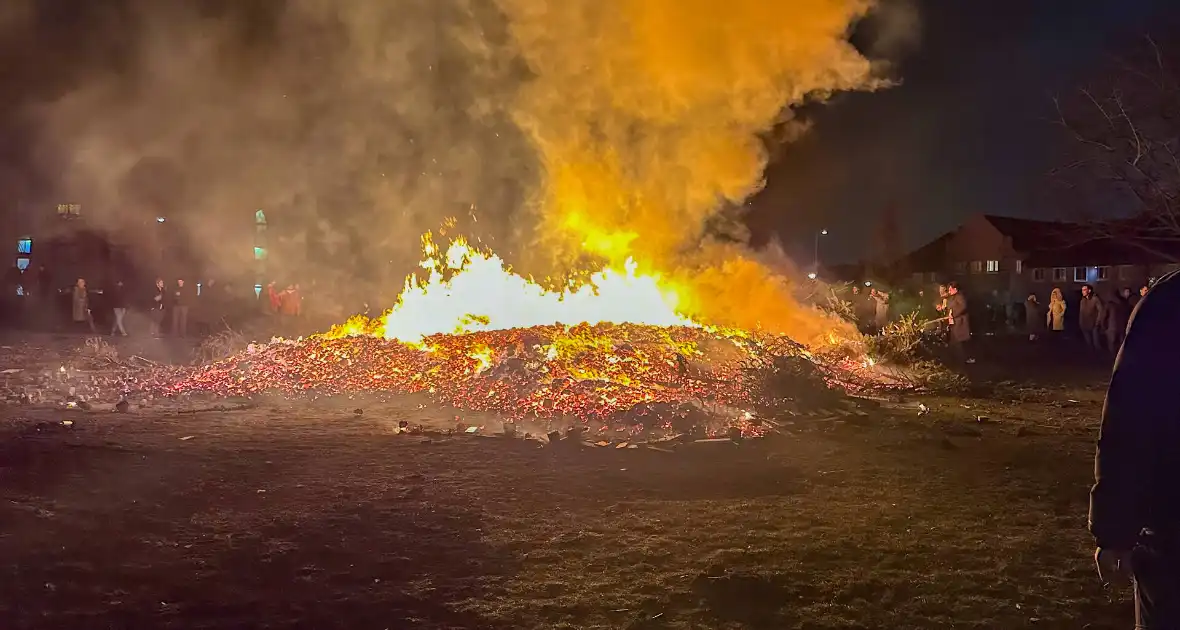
[1051,35,1180,261]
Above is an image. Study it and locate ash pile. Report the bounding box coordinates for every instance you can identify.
[0,338,182,410]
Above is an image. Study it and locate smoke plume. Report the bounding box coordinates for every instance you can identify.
[18,0,533,309]
[498,0,888,339]
[8,0,899,339]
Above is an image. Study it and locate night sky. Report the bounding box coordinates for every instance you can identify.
[749,0,1178,263]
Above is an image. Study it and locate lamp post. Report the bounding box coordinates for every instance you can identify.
[813,229,828,275]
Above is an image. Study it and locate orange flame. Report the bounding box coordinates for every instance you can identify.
[325,231,697,345]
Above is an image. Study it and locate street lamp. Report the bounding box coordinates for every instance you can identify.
[813,229,828,274]
[807,272,817,280]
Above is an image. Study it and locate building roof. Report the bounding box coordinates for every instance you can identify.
[981,214,1076,252]
[894,232,951,272]
[1024,237,1180,267]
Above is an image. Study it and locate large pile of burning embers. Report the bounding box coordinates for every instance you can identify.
[164,322,894,439]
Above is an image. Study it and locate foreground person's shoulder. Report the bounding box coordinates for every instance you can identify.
[1133,271,1180,328]
[1143,271,1180,303]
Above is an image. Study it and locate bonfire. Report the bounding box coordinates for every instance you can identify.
[169,231,895,439]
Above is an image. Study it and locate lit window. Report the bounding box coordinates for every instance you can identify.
[16,238,31,254]
[196,283,202,296]
[255,209,267,225]
[985,260,1000,273]
[57,203,81,217]
[15,257,29,271]
[1031,268,1045,282]
[1015,260,1023,274]
[254,247,267,260]
[969,261,983,274]
[1052,268,1068,282]
[1096,266,1110,281]
[254,284,263,298]
[156,216,166,223]
[15,285,23,296]
[1074,267,1088,282]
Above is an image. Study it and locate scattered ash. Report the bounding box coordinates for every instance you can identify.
[162,323,906,439]
[0,339,186,410]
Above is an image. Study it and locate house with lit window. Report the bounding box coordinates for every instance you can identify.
[896,213,1180,304]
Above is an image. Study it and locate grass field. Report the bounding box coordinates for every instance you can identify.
[0,350,1131,629]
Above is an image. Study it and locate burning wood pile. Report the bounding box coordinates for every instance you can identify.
[166,322,900,440]
[1,232,907,443]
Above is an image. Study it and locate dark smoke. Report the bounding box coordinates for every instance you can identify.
[2,0,536,308]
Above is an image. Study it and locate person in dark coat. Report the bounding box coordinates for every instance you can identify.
[1024,294,1046,342]
[1121,287,1138,313]
[172,279,194,337]
[1079,284,1105,352]
[1133,285,1148,311]
[1103,290,1133,355]
[945,281,973,363]
[149,278,166,337]
[1090,270,1180,628]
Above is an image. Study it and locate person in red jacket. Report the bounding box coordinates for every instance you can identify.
[266,281,282,314]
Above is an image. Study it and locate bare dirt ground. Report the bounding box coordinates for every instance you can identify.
[0,336,1128,629]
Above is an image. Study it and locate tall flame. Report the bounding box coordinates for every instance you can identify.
[327,0,884,351]
[327,231,695,344]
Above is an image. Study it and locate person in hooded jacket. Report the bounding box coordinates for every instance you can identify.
[1090,270,1180,628]
[1047,287,1067,334]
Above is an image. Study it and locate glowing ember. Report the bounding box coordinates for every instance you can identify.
[169,322,892,439]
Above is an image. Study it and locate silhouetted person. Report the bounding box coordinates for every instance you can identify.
[1104,290,1133,356]
[172,279,193,337]
[149,278,166,337]
[1131,285,1148,311]
[1091,270,1180,628]
[35,265,51,299]
[1024,294,1045,342]
[197,279,221,334]
[1079,284,1105,353]
[109,280,128,336]
[34,265,53,328]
